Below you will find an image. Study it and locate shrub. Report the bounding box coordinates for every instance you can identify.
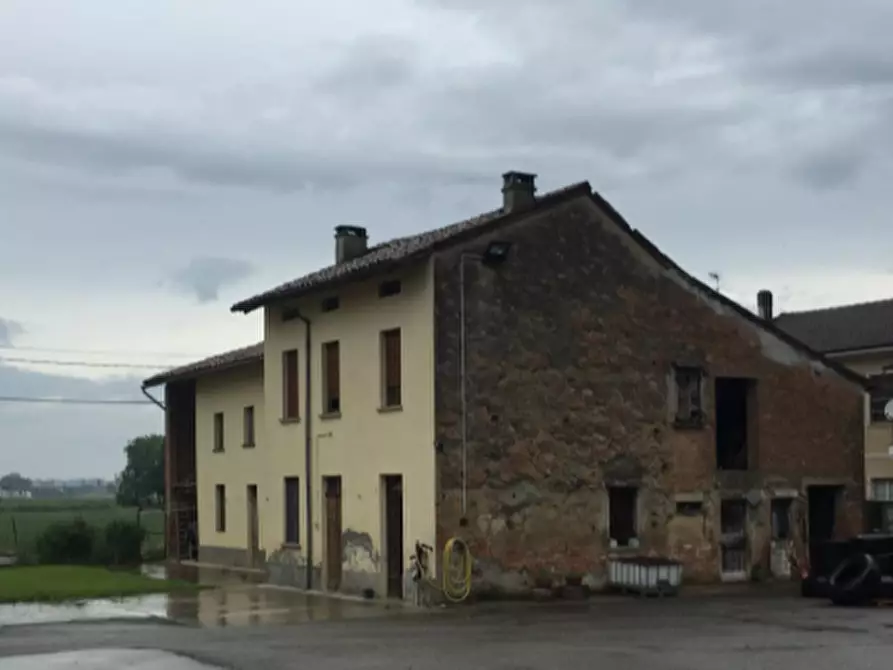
[35,518,95,565]
[104,520,146,566]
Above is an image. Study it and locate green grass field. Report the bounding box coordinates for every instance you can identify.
[0,498,164,559]
[0,565,197,603]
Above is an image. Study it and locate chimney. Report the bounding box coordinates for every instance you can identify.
[502,171,537,213]
[334,225,368,264]
[757,290,774,320]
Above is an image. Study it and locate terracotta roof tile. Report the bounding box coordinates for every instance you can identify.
[142,342,263,388]
[230,182,591,313]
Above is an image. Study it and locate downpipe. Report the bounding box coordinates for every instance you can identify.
[295,311,314,590]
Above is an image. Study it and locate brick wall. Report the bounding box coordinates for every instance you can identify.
[433,197,863,594]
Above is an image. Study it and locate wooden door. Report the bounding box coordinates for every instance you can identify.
[324,476,343,591]
[384,475,404,599]
[246,485,259,567]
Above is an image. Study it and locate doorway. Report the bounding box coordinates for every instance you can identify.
[807,485,839,567]
[323,476,343,591]
[720,499,748,581]
[246,484,259,567]
[383,475,404,599]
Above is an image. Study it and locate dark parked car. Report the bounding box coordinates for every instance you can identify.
[802,534,893,604]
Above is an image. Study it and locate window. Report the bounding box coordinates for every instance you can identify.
[284,477,300,545]
[771,498,792,540]
[215,484,226,532]
[608,487,637,547]
[243,406,255,447]
[213,412,224,452]
[281,307,301,322]
[715,377,753,471]
[674,366,704,427]
[871,479,893,502]
[869,378,893,422]
[282,349,299,420]
[321,296,340,312]
[323,341,341,414]
[381,328,402,408]
[378,279,402,298]
[676,501,703,516]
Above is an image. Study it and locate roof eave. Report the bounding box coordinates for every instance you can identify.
[141,354,263,389]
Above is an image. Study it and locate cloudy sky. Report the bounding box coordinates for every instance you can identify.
[2,0,892,478]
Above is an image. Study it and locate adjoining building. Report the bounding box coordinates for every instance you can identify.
[144,172,866,598]
[774,298,893,532]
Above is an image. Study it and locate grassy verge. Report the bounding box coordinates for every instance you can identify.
[0,565,200,603]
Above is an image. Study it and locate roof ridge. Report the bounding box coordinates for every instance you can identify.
[231,180,591,313]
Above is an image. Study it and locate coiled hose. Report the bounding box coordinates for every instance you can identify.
[442,537,473,602]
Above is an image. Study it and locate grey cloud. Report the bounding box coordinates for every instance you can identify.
[0,318,24,346]
[170,256,255,303]
[792,144,871,190]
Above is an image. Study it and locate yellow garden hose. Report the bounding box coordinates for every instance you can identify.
[441,537,473,602]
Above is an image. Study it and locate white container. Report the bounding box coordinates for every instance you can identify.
[608,557,683,595]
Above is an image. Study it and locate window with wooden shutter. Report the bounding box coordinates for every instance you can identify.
[243,406,255,447]
[381,328,402,408]
[284,477,300,545]
[213,412,224,452]
[323,341,341,414]
[215,484,226,532]
[282,349,299,420]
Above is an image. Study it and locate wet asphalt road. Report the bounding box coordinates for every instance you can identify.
[2,595,893,669]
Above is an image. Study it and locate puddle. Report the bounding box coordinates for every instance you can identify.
[0,649,221,669]
[0,570,412,628]
[0,594,170,627]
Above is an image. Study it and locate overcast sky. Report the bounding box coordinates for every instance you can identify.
[2,0,892,478]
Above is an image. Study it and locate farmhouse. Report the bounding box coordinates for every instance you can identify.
[144,172,866,597]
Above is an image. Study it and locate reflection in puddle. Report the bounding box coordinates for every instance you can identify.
[0,567,412,628]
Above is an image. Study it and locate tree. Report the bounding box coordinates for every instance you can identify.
[0,472,32,492]
[116,434,164,509]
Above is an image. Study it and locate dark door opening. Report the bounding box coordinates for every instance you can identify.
[807,485,839,567]
[324,476,343,591]
[715,377,752,470]
[720,499,748,579]
[246,484,259,567]
[383,475,404,599]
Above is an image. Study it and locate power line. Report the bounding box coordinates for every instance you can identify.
[0,396,153,405]
[0,344,207,359]
[0,356,166,370]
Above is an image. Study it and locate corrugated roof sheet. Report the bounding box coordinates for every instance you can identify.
[774,298,893,353]
[142,342,263,388]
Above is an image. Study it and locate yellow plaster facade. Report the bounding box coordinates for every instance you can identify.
[194,261,437,595]
[828,349,893,491]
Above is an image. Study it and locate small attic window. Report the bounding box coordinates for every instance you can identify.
[281,307,301,322]
[379,279,402,298]
[321,296,340,313]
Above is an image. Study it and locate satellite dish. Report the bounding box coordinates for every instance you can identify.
[885,400,893,421]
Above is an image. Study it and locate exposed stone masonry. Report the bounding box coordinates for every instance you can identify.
[433,198,864,595]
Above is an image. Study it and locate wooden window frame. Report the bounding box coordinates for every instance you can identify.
[284,476,300,546]
[674,365,705,428]
[213,412,225,452]
[243,405,255,447]
[215,484,226,532]
[282,349,300,422]
[380,328,402,409]
[322,340,341,416]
